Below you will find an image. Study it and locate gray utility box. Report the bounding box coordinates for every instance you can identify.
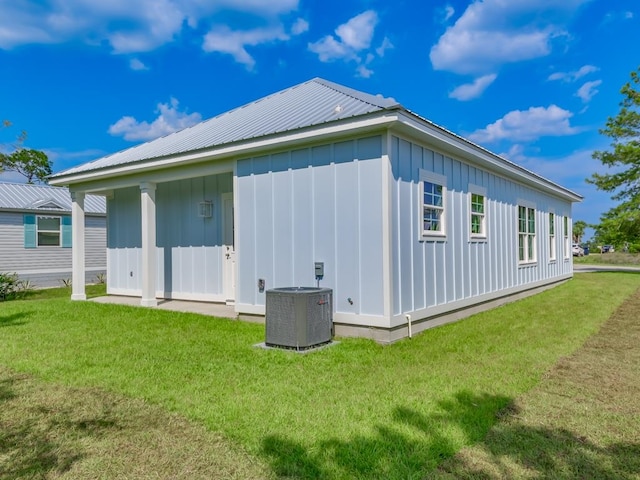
[265,287,333,350]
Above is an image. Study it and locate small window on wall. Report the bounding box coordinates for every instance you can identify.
[518,205,536,264]
[419,170,447,238]
[549,213,556,261]
[469,185,487,239]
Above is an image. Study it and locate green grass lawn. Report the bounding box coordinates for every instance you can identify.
[574,251,640,266]
[1,272,639,479]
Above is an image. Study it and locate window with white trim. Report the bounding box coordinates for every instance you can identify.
[518,205,536,263]
[563,216,570,258]
[420,170,446,238]
[24,214,71,248]
[549,212,556,261]
[469,185,487,239]
[37,216,61,246]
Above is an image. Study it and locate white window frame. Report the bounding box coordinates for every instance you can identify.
[37,215,61,247]
[563,216,570,259]
[468,184,487,240]
[518,202,537,264]
[549,212,556,262]
[419,170,447,240]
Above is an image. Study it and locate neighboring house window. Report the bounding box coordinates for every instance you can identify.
[549,212,556,261]
[563,216,570,259]
[469,185,487,239]
[518,205,536,263]
[38,216,61,246]
[419,170,447,238]
[24,214,71,248]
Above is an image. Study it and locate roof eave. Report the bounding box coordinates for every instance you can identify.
[392,112,583,203]
[49,112,401,187]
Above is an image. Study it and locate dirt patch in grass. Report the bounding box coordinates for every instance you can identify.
[430,287,640,479]
[0,367,270,480]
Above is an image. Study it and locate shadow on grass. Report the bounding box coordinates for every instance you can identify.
[262,390,640,479]
[0,371,118,479]
[434,424,640,479]
[262,391,512,479]
[0,311,29,327]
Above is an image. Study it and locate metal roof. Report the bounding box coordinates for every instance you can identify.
[0,182,106,214]
[52,77,400,178]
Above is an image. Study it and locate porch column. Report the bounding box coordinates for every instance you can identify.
[70,191,86,300]
[140,182,158,307]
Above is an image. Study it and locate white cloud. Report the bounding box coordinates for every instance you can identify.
[309,10,390,77]
[430,0,590,75]
[443,5,455,22]
[469,104,579,143]
[108,98,202,141]
[548,64,598,82]
[335,10,377,51]
[291,18,309,35]
[0,0,303,66]
[575,79,602,102]
[203,25,289,70]
[376,37,393,57]
[449,74,497,101]
[129,58,149,71]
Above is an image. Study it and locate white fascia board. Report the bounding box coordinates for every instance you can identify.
[391,113,583,203]
[49,114,399,190]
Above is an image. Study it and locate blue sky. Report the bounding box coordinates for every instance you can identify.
[0,0,638,233]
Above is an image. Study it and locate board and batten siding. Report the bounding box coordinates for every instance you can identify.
[235,135,386,326]
[389,135,573,327]
[0,210,106,287]
[106,173,232,301]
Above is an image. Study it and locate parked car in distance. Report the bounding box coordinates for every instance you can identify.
[572,243,584,256]
[601,245,615,253]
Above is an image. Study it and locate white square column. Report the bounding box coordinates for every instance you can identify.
[140,182,158,307]
[70,191,86,300]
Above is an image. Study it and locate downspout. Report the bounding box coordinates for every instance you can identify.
[406,314,412,339]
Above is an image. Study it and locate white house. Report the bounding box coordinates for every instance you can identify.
[0,182,106,287]
[49,78,581,342]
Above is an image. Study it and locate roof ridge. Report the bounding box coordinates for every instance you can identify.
[311,77,401,110]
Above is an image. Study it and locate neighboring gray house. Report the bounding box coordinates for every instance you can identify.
[49,78,581,342]
[0,182,106,287]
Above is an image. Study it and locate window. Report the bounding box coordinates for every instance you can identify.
[420,170,447,238]
[563,216,570,258]
[24,214,71,248]
[518,205,536,263]
[549,213,556,261]
[37,216,61,246]
[469,185,487,239]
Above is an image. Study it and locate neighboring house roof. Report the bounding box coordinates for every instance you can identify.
[49,77,581,202]
[0,182,106,214]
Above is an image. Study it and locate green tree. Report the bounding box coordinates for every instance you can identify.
[588,66,640,245]
[572,220,587,243]
[0,148,52,184]
[1,121,51,183]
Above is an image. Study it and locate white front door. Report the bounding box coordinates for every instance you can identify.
[222,192,235,305]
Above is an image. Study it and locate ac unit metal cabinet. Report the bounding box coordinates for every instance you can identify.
[265,287,333,350]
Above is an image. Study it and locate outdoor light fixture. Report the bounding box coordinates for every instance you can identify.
[198,201,213,218]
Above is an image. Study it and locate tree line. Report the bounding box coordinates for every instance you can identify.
[577,66,640,253]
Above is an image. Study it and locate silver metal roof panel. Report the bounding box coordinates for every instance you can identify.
[0,182,106,214]
[53,78,400,177]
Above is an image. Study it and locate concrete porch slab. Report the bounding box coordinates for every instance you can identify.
[90,295,237,320]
